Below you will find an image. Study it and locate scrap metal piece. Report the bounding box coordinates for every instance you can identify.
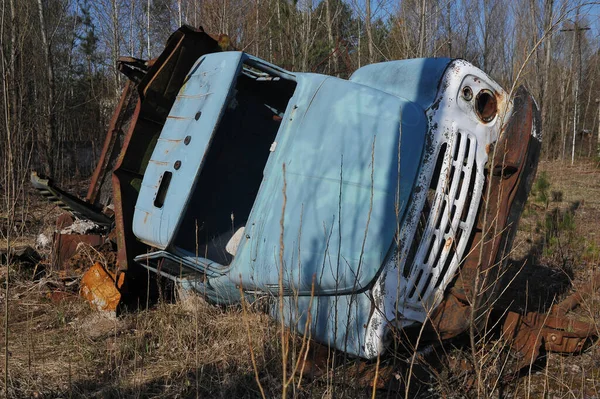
[502,310,595,373]
[31,171,113,226]
[551,273,600,317]
[56,213,75,230]
[80,263,123,312]
[86,80,137,207]
[117,57,151,85]
[53,233,104,270]
[428,292,472,341]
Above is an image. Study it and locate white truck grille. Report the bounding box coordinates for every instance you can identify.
[403,131,482,305]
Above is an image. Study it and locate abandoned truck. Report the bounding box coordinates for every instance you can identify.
[128,27,540,359]
[34,27,597,366]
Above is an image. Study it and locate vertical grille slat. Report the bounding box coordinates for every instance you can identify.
[403,131,482,306]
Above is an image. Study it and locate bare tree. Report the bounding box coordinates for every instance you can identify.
[36,0,56,175]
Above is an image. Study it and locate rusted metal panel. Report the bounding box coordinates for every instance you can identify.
[31,172,112,226]
[86,81,135,207]
[502,310,594,372]
[52,233,104,269]
[55,213,74,230]
[80,262,123,312]
[551,273,600,317]
[117,57,151,85]
[428,292,472,341]
[111,99,142,273]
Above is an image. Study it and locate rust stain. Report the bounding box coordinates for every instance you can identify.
[177,92,212,99]
[167,115,192,120]
[116,271,125,289]
[444,237,453,250]
[158,138,183,143]
[149,159,169,166]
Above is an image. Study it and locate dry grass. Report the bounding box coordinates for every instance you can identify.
[0,160,599,398]
[1,279,287,398]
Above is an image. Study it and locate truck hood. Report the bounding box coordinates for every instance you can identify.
[229,73,428,295]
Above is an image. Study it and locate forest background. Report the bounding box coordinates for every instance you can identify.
[1,0,599,194]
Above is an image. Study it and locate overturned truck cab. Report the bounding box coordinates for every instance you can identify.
[37,26,596,370]
[127,28,540,359]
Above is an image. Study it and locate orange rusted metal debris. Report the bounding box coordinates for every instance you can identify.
[80,263,123,312]
[502,310,594,372]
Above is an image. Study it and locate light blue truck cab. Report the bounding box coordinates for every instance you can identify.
[131,51,538,358]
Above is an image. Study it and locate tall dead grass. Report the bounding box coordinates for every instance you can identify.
[0,159,599,398]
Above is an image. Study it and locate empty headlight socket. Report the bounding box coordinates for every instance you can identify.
[475,89,497,123]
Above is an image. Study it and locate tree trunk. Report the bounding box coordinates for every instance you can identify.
[255,0,260,56]
[111,0,121,97]
[597,99,600,158]
[446,1,452,57]
[357,17,361,68]
[418,0,426,57]
[365,0,373,63]
[147,0,151,58]
[36,0,56,176]
[276,0,283,64]
[541,0,554,156]
[561,31,576,160]
[325,0,336,75]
